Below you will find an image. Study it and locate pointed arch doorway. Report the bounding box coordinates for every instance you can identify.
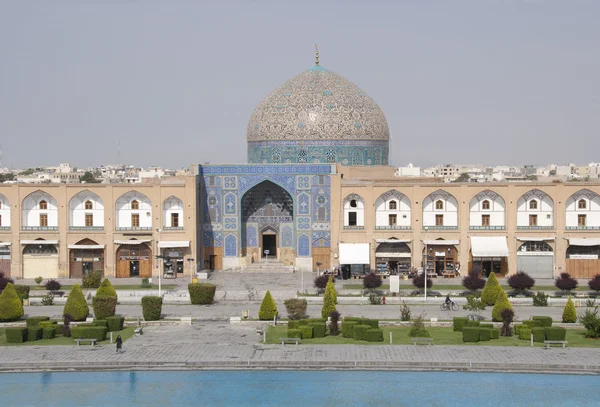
[261,227,278,259]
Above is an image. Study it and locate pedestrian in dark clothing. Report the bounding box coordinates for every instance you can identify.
[116,335,123,354]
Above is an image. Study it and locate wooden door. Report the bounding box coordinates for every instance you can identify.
[117,260,130,278]
[140,259,152,278]
[312,247,331,272]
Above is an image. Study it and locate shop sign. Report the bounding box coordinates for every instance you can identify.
[517,251,553,256]
[570,254,598,260]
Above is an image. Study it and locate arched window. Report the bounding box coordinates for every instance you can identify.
[350,199,357,208]
[435,200,444,210]
[84,200,93,210]
[578,199,587,209]
[482,200,490,210]
[388,200,397,210]
[131,200,139,210]
[39,200,47,210]
[529,200,538,210]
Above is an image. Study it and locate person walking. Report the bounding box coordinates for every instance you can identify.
[116,335,123,354]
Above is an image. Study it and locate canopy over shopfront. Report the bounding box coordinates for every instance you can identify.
[68,244,104,249]
[339,243,370,264]
[424,240,459,246]
[516,237,555,242]
[158,241,190,249]
[114,240,152,245]
[20,240,58,245]
[470,236,509,257]
[568,238,600,247]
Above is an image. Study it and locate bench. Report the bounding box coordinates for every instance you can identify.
[75,338,97,346]
[411,337,433,346]
[544,340,568,349]
[134,327,144,336]
[280,337,300,345]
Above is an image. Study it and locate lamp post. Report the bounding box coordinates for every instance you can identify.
[423,227,429,302]
[156,228,162,297]
[187,258,195,283]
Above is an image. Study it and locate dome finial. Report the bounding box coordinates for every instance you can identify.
[315,43,319,65]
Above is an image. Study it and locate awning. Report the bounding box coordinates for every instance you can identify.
[470,236,509,257]
[568,238,600,247]
[339,243,370,265]
[68,245,104,250]
[114,239,152,245]
[424,240,459,246]
[375,239,411,243]
[516,237,555,242]
[20,240,58,245]
[158,241,190,249]
[0,242,11,247]
[376,252,411,258]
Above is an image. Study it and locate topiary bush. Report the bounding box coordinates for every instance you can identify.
[82,271,103,289]
[26,316,50,327]
[360,319,379,329]
[532,316,553,327]
[514,324,526,336]
[283,298,308,320]
[39,320,58,328]
[188,283,216,305]
[453,317,469,332]
[342,320,358,338]
[478,328,491,342]
[287,329,302,339]
[288,320,299,330]
[14,285,30,301]
[462,327,480,342]
[481,272,501,306]
[34,276,43,286]
[92,320,109,328]
[531,327,545,343]
[258,291,278,320]
[492,289,513,322]
[490,328,500,339]
[27,326,43,341]
[545,327,567,341]
[479,323,493,329]
[300,325,313,339]
[466,320,480,327]
[329,310,341,336]
[42,326,57,340]
[63,284,89,321]
[555,273,578,294]
[0,283,24,322]
[562,297,577,323]
[106,316,125,332]
[310,322,326,338]
[579,306,600,338]
[141,296,163,321]
[363,272,382,290]
[96,278,117,299]
[523,320,542,329]
[462,272,486,292]
[588,274,600,292]
[533,291,549,307]
[519,327,532,340]
[92,296,117,320]
[353,324,371,341]
[313,274,330,292]
[412,274,433,290]
[365,329,384,342]
[45,279,62,292]
[508,271,535,294]
[322,278,337,318]
[71,325,108,341]
[5,327,28,343]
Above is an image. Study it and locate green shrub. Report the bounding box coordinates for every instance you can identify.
[70,325,108,341]
[466,320,480,327]
[453,317,469,332]
[188,283,216,305]
[140,278,152,288]
[514,324,525,336]
[353,324,371,341]
[462,327,480,342]
[408,316,430,338]
[82,271,103,289]
[519,327,532,340]
[490,328,500,339]
[523,320,542,329]
[92,320,108,328]
[5,327,28,343]
[532,316,553,327]
[258,291,278,320]
[105,316,125,332]
[27,316,50,327]
[63,284,89,321]
[532,327,545,343]
[545,327,567,341]
[365,329,384,342]
[14,284,30,300]
[42,326,57,340]
[27,326,43,341]
[321,277,337,318]
[39,320,58,328]
[309,323,326,338]
[141,296,163,321]
[92,296,117,320]
[492,289,513,322]
[481,272,502,306]
[562,298,577,323]
[287,329,302,339]
[288,320,299,330]
[343,317,361,322]
[533,291,549,306]
[342,321,358,338]
[96,278,117,299]
[478,328,491,341]
[300,325,313,339]
[0,283,24,322]
[479,323,493,329]
[35,276,43,286]
[359,318,379,329]
[283,298,307,320]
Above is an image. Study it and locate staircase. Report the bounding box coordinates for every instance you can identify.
[240,259,296,273]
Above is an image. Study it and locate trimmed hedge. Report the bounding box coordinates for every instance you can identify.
[5,327,28,343]
[63,284,89,321]
[365,329,384,342]
[71,325,108,341]
[28,326,43,341]
[96,278,118,299]
[466,320,480,327]
[545,327,567,341]
[342,321,358,338]
[259,291,278,320]
[514,324,525,336]
[300,326,313,339]
[309,323,326,338]
[343,317,361,322]
[523,320,542,329]
[462,327,480,342]
[42,326,57,340]
[360,318,379,329]
[532,327,545,343]
[92,296,117,320]
[490,328,500,340]
[288,320,299,330]
[453,317,469,332]
[92,320,108,328]
[27,316,50,327]
[39,320,58,328]
[519,327,532,340]
[0,283,24,322]
[14,284,31,300]
[188,283,216,305]
[353,324,372,341]
[532,316,553,328]
[287,329,302,339]
[141,296,163,321]
[478,328,491,342]
[479,323,493,329]
[106,316,125,332]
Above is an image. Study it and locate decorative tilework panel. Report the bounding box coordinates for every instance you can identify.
[298,193,310,215]
[297,176,310,189]
[224,217,237,230]
[200,164,332,176]
[224,234,237,257]
[224,177,237,189]
[238,175,296,196]
[224,193,237,215]
[203,230,223,247]
[298,217,310,230]
[281,226,293,247]
[246,226,257,247]
[312,232,331,247]
[298,234,310,257]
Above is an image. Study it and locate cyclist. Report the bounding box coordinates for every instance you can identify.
[445,294,452,306]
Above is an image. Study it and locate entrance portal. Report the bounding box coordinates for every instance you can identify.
[262,232,277,259]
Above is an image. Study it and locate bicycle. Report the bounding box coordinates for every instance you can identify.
[440,301,459,311]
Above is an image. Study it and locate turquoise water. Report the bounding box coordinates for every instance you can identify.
[0,370,597,406]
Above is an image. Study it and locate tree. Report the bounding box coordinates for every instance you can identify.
[589,274,600,292]
[507,271,535,294]
[492,289,513,322]
[0,272,14,293]
[481,272,501,306]
[500,308,515,337]
[258,290,278,320]
[322,278,337,318]
[63,284,89,321]
[462,272,485,292]
[555,272,578,294]
[453,173,470,183]
[363,272,382,290]
[0,173,15,183]
[96,278,118,299]
[0,283,24,322]
[562,297,577,323]
[79,171,101,183]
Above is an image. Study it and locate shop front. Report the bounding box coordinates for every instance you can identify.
[157,241,190,278]
[115,239,152,278]
[0,242,10,276]
[69,239,105,279]
[469,236,509,277]
[566,238,600,279]
[423,239,459,277]
[375,239,411,275]
[516,238,554,279]
[338,243,370,279]
[21,239,59,279]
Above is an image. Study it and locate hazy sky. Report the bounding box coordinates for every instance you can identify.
[1,0,599,170]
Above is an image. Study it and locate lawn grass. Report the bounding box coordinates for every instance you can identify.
[266,325,600,347]
[342,283,591,292]
[29,285,178,291]
[0,326,135,346]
